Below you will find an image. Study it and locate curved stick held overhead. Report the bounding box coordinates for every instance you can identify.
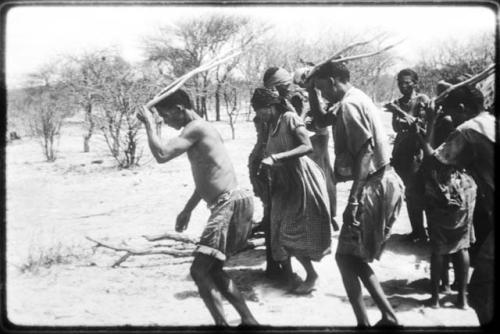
[433,64,495,105]
[305,39,404,82]
[146,49,242,109]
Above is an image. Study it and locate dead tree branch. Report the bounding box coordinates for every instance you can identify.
[85,236,194,267]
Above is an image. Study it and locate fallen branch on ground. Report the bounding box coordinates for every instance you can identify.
[85,236,194,267]
[86,234,265,267]
[142,232,198,244]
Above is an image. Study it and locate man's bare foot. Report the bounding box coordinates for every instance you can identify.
[292,274,318,295]
[374,317,402,328]
[239,318,259,326]
[286,273,304,291]
[454,297,469,310]
[423,296,440,308]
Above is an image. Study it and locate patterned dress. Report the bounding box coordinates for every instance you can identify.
[266,111,332,262]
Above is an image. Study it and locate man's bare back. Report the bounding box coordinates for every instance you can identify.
[183,119,238,204]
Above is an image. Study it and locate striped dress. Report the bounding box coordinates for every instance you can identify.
[266,111,332,262]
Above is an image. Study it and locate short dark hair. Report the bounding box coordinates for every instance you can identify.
[154,89,193,111]
[441,86,484,113]
[314,62,350,83]
[263,67,280,85]
[397,68,418,83]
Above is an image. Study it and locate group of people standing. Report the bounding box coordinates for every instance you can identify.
[137,59,494,327]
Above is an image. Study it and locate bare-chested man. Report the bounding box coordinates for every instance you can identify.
[137,89,258,326]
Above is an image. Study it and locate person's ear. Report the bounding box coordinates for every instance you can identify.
[329,77,336,88]
[458,103,466,113]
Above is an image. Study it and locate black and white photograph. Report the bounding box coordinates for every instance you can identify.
[3,0,496,329]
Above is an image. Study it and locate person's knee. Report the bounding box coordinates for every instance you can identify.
[190,262,210,283]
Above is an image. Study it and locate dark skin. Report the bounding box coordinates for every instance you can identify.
[313,76,399,327]
[257,104,321,294]
[413,102,474,310]
[137,104,258,326]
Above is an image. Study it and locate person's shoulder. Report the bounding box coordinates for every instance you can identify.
[183,119,214,138]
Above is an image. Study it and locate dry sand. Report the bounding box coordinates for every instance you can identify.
[6,115,480,327]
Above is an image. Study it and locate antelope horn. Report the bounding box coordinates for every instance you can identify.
[434,64,495,105]
[146,50,242,108]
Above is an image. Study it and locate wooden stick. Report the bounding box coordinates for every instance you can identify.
[434,64,495,105]
[306,39,404,81]
[154,48,239,97]
[86,236,194,267]
[146,51,242,109]
[330,34,385,59]
[142,232,198,244]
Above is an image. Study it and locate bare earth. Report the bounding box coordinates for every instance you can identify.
[6,114,480,327]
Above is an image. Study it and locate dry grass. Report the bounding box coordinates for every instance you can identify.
[18,243,88,274]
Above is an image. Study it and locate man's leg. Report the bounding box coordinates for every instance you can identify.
[336,254,370,327]
[262,209,282,278]
[356,259,399,325]
[440,255,451,293]
[210,261,258,326]
[190,253,228,325]
[426,253,443,308]
[451,249,470,309]
[407,199,426,241]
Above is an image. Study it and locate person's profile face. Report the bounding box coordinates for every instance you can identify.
[314,77,338,103]
[157,105,184,130]
[398,75,416,96]
[275,84,289,96]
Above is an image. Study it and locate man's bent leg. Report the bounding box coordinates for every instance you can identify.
[336,254,370,327]
[356,259,399,325]
[211,261,258,325]
[190,253,228,325]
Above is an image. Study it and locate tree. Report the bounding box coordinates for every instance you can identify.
[414,31,495,96]
[23,62,74,162]
[60,49,114,153]
[91,55,155,168]
[142,14,258,121]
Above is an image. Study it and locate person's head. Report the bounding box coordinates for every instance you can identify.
[153,89,193,130]
[251,87,289,123]
[312,62,350,104]
[440,85,484,127]
[397,68,419,97]
[263,67,292,96]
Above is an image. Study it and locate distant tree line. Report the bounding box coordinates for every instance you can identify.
[6,14,494,167]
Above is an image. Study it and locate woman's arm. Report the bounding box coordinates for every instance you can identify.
[270,124,313,162]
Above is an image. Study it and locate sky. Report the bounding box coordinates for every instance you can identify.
[4,4,497,88]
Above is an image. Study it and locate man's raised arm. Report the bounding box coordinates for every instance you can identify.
[137,106,199,164]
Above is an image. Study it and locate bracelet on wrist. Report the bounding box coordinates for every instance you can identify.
[348,201,359,206]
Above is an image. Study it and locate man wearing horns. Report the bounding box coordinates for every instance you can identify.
[137,89,258,326]
[310,61,404,327]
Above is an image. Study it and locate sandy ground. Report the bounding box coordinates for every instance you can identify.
[5,113,480,327]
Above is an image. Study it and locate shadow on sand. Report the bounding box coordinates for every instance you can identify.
[173,267,268,302]
[383,233,430,261]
